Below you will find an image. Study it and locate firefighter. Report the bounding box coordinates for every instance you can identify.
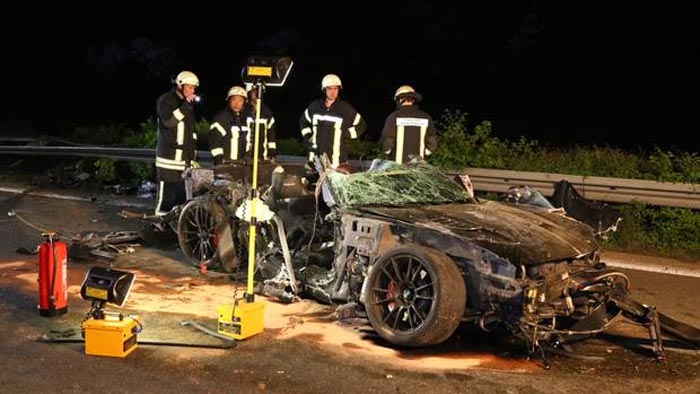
[245,83,277,162]
[209,86,250,166]
[299,73,366,168]
[380,85,437,164]
[154,70,200,216]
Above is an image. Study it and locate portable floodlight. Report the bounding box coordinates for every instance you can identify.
[218,56,293,341]
[80,266,139,358]
[241,55,293,87]
[80,266,135,309]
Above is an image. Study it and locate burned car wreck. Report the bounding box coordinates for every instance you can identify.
[182,160,700,361]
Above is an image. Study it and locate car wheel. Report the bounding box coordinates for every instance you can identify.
[177,198,220,268]
[365,246,466,347]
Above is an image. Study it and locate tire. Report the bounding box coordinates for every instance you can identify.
[365,246,466,347]
[177,198,220,268]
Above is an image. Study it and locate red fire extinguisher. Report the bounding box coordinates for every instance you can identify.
[38,232,68,316]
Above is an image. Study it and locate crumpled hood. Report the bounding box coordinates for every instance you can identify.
[359,200,598,265]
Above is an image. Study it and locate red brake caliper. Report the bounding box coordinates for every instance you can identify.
[387,280,398,311]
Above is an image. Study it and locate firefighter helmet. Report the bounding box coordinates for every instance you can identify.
[321,74,342,90]
[175,71,199,87]
[394,85,422,103]
[226,86,247,100]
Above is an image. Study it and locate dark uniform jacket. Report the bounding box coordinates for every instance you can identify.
[156,91,198,182]
[299,98,366,167]
[381,105,437,164]
[245,103,277,160]
[209,108,249,165]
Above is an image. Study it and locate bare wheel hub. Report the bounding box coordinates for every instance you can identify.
[399,285,416,305]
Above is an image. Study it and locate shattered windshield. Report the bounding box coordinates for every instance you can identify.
[326,162,476,208]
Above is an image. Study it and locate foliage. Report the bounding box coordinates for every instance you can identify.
[347,139,381,161]
[641,148,700,184]
[606,202,700,260]
[128,161,155,181]
[72,123,135,146]
[94,158,117,183]
[194,118,211,143]
[124,117,158,148]
[87,119,161,183]
[503,142,645,179]
[430,110,700,184]
[430,111,506,170]
[275,138,307,156]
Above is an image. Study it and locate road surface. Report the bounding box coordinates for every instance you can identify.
[0,189,698,394]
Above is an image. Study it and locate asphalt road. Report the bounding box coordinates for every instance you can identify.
[1,189,699,394]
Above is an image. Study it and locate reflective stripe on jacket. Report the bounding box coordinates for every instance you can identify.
[381,105,437,164]
[245,103,277,160]
[299,98,366,167]
[209,108,249,164]
[156,91,197,175]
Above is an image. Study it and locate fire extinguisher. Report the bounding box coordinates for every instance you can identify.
[38,232,68,316]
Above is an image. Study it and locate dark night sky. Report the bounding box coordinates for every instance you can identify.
[2,1,699,151]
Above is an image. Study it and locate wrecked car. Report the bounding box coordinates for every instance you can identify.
[248,160,699,361]
[170,159,699,360]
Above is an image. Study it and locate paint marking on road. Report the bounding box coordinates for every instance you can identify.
[0,186,149,209]
[603,259,700,279]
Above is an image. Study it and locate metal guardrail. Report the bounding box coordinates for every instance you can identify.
[2,145,699,209]
[0,145,160,163]
[0,145,310,166]
[465,168,700,209]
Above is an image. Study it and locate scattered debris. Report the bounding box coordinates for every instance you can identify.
[49,328,77,338]
[74,172,90,182]
[103,184,136,194]
[119,209,150,219]
[137,180,157,199]
[28,160,96,188]
[68,231,142,262]
[15,246,38,255]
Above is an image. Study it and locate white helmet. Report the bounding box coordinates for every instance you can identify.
[321,74,342,90]
[394,85,422,103]
[226,86,247,100]
[175,71,199,87]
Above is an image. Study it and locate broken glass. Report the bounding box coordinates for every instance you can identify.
[325,162,476,208]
